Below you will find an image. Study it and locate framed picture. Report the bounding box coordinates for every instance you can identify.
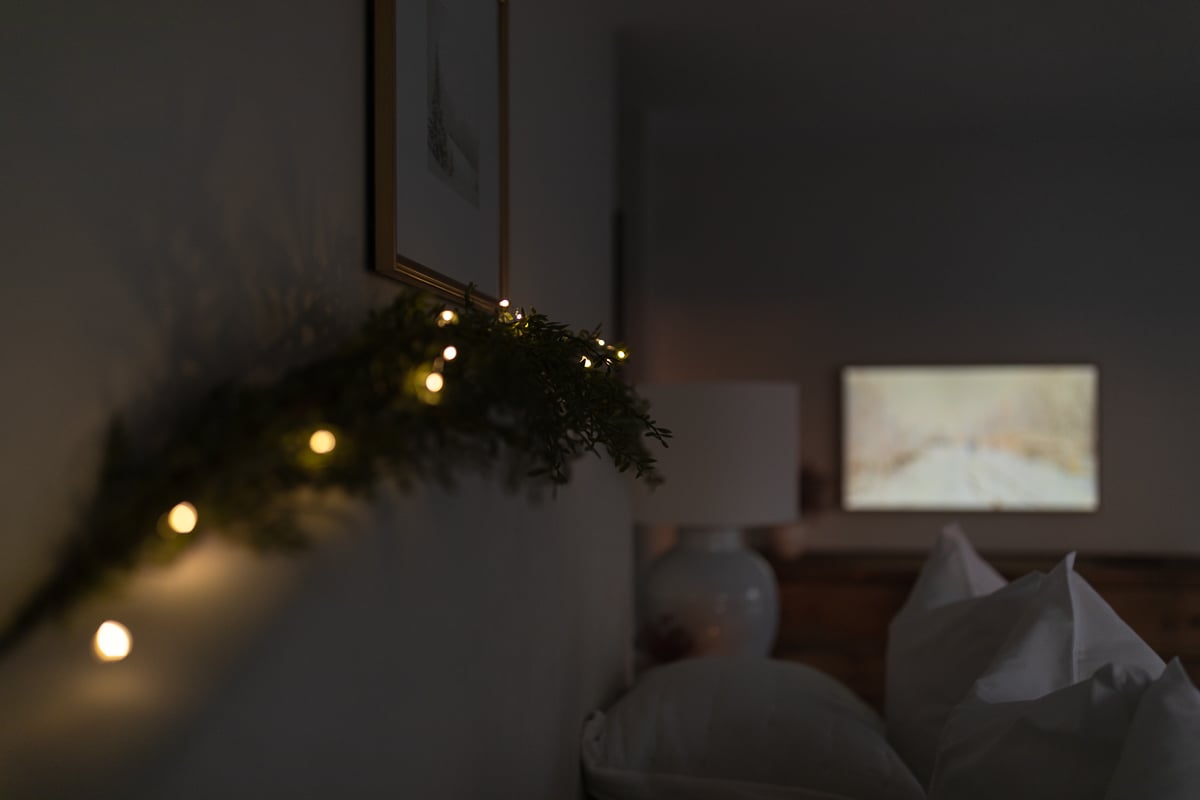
[372,0,508,306]
[842,365,1099,512]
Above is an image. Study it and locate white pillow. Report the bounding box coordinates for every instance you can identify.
[930,663,1154,800]
[903,522,1007,612]
[967,554,1163,701]
[582,657,924,800]
[927,555,1166,800]
[1105,658,1200,800]
[886,523,1034,785]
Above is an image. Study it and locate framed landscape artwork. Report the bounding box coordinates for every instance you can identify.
[843,365,1099,511]
[372,0,508,305]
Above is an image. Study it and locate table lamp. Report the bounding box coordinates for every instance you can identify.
[633,382,799,660]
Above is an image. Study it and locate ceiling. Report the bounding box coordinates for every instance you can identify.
[616,0,1200,133]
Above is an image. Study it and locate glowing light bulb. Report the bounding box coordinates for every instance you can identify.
[309,429,336,454]
[515,312,523,320]
[167,502,198,534]
[425,372,445,393]
[437,310,457,327]
[499,299,510,308]
[596,338,605,346]
[616,349,628,360]
[581,356,593,369]
[93,620,132,662]
[442,345,458,361]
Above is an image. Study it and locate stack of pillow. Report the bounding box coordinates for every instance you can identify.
[582,525,1200,799]
[889,523,1200,799]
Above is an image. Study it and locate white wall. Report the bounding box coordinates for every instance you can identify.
[0,1,627,797]
[629,114,1200,555]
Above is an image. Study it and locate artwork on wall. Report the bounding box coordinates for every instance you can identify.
[372,0,508,305]
[843,365,1099,511]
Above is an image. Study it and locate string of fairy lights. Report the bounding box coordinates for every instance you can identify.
[85,295,642,664]
[90,423,340,663]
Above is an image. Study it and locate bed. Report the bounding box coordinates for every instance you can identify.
[581,525,1200,800]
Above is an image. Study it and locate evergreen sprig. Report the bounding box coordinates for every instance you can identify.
[0,289,670,657]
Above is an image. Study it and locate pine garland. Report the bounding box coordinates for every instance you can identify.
[0,289,670,657]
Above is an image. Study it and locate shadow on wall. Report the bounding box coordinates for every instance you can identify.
[0,0,381,625]
[107,98,368,423]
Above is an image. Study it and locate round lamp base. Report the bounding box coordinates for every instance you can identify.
[641,527,779,661]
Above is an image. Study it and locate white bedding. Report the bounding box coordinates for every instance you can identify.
[895,526,1199,800]
[584,525,1200,800]
[582,657,923,800]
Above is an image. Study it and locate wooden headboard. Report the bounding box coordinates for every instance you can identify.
[770,553,1200,712]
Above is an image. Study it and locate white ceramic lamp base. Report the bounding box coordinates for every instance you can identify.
[641,527,779,660]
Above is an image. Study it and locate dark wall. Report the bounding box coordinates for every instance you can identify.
[0,1,630,797]
[629,116,1200,554]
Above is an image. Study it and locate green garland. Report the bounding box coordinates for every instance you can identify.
[0,289,670,657]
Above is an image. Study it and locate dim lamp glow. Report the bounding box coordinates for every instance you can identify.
[167,502,198,534]
[93,620,132,662]
[442,346,458,361]
[425,372,445,393]
[309,429,336,454]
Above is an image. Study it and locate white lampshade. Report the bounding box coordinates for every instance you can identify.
[633,382,800,527]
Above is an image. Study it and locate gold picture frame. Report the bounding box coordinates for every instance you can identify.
[372,0,509,306]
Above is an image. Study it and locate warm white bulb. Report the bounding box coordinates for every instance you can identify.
[442,345,458,361]
[596,338,605,346]
[93,621,132,662]
[499,299,510,308]
[616,349,628,360]
[167,502,198,534]
[309,429,336,454]
[440,310,455,322]
[425,372,445,392]
[581,356,593,369]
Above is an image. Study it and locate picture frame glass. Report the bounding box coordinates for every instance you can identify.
[374,0,506,303]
